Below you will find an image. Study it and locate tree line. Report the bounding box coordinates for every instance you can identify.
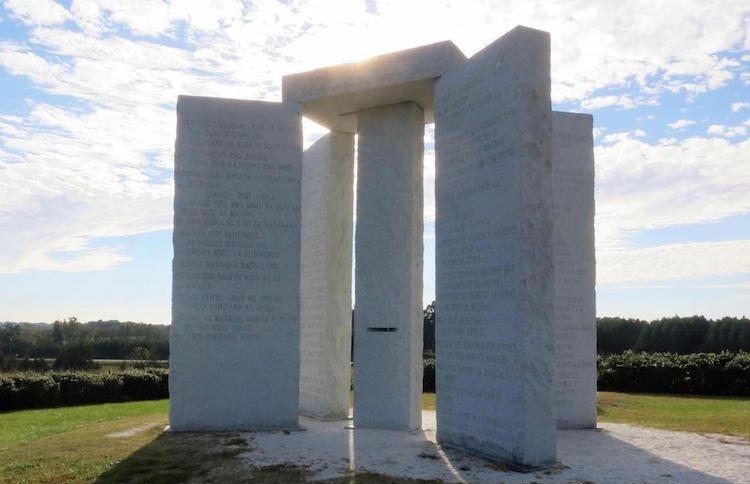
[596,315,750,354]
[0,317,169,370]
[422,304,749,356]
[3,308,749,369]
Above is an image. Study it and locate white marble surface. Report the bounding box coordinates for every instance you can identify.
[300,132,355,419]
[354,102,424,431]
[170,95,302,431]
[242,411,749,483]
[282,41,465,132]
[434,26,556,469]
[552,111,597,429]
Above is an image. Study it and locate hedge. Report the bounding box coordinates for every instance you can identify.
[0,369,168,411]
[424,351,750,396]
[597,351,750,395]
[5,352,748,411]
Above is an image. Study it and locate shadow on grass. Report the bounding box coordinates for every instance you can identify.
[95,431,280,484]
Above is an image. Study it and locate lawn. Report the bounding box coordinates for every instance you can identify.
[0,400,170,483]
[0,399,168,451]
[1,392,748,483]
[597,391,750,440]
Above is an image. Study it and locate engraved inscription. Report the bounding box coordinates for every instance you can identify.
[173,101,301,344]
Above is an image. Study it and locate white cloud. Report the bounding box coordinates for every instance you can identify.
[601,129,645,144]
[5,0,71,26]
[598,240,750,284]
[667,118,695,130]
[15,0,750,104]
[0,46,67,87]
[595,135,750,282]
[707,124,747,138]
[580,94,659,110]
[301,117,328,150]
[423,152,436,221]
[107,0,173,32]
[1,0,750,274]
[656,137,679,145]
[0,100,174,273]
[731,102,750,112]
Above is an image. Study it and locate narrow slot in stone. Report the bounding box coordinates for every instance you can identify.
[366,327,398,332]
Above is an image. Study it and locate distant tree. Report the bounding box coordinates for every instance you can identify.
[0,324,21,355]
[634,315,710,354]
[423,301,436,358]
[702,317,750,353]
[596,317,647,354]
[52,321,64,344]
[128,346,154,361]
[53,340,96,370]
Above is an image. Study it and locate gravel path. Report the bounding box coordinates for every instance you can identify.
[241,410,750,483]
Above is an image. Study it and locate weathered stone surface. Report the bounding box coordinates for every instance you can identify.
[170,95,302,431]
[552,111,597,429]
[434,26,556,469]
[282,42,466,132]
[300,132,355,419]
[354,102,424,431]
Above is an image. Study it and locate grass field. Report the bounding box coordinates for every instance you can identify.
[1,392,748,483]
[0,400,170,483]
[598,391,750,439]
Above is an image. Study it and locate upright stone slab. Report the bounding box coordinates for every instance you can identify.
[299,132,355,419]
[552,111,596,429]
[170,95,302,431]
[434,26,556,469]
[354,102,424,431]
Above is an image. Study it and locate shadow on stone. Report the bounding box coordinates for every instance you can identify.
[94,421,738,483]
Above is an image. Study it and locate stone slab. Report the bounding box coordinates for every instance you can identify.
[300,131,355,419]
[552,111,597,429]
[354,102,424,431]
[170,95,302,431]
[434,26,556,469]
[282,41,466,132]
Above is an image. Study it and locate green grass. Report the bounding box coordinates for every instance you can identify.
[0,400,169,483]
[0,400,168,450]
[0,399,441,483]
[1,392,748,483]
[597,391,750,439]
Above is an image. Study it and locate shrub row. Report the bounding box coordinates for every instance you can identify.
[597,351,750,395]
[5,352,747,411]
[0,369,168,411]
[424,352,750,396]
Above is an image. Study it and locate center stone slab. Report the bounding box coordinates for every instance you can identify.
[354,102,424,431]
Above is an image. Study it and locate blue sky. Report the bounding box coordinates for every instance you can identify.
[0,0,749,324]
